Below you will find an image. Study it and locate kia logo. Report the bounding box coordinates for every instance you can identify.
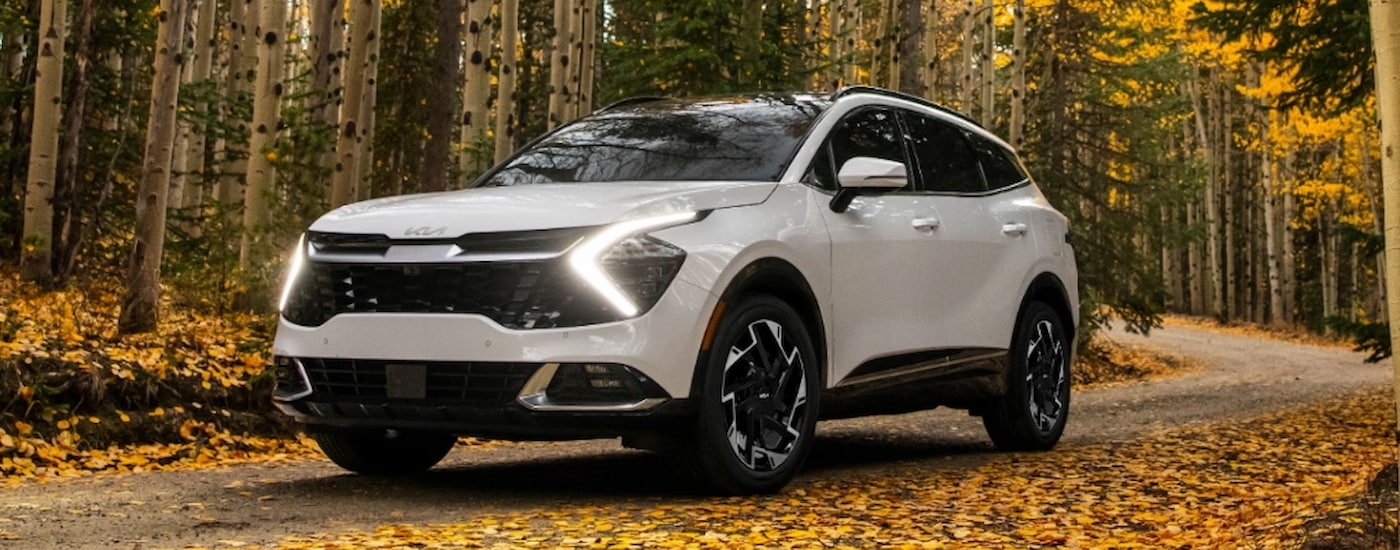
[404,226,448,237]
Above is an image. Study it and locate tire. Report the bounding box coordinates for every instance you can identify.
[675,295,820,495]
[982,300,1071,451]
[311,429,456,476]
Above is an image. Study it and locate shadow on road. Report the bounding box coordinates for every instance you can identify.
[264,429,999,502]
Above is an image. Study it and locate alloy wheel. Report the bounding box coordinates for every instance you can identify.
[1024,318,1067,433]
[720,319,809,472]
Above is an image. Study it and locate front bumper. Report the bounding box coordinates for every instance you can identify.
[270,278,715,438]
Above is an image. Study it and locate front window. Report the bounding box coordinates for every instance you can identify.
[480,96,827,186]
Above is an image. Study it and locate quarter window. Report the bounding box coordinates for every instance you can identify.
[970,133,1030,190]
[904,114,985,194]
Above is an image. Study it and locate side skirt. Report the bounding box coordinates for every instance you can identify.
[820,348,1008,420]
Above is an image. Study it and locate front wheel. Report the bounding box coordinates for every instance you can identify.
[982,300,1071,451]
[311,428,456,476]
[675,295,820,495]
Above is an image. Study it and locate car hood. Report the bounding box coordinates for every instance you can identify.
[309,180,777,237]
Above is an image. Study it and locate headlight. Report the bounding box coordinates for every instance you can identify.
[277,234,308,312]
[568,212,698,317]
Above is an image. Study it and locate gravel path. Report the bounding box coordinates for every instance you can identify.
[0,324,1389,549]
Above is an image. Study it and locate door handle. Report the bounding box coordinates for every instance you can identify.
[911,218,941,231]
[1001,222,1029,236]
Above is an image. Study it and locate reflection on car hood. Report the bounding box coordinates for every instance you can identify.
[309,181,777,237]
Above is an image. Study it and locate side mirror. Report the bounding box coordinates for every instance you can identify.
[831,156,909,213]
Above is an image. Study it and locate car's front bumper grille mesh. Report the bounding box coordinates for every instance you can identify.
[282,260,618,329]
[299,358,539,404]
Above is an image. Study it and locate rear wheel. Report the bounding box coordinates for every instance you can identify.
[983,301,1070,451]
[676,295,820,495]
[311,429,456,476]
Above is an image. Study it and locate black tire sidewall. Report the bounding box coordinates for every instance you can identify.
[691,295,820,494]
[1004,301,1071,447]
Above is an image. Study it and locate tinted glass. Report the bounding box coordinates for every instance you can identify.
[904,114,985,193]
[970,133,1029,189]
[804,144,837,190]
[828,108,910,190]
[479,96,825,185]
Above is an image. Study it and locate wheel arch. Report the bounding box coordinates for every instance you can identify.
[688,257,828,398]
[1017,272,1077,348]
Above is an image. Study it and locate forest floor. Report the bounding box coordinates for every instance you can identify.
[0,320,1390,549]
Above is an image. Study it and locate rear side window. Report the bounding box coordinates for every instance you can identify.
[969,133,1029,190]
[903,114,985,194]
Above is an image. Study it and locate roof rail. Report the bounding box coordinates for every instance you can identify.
[831,86,981,127]
[596,96,668,113]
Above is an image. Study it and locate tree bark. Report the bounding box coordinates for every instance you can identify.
[330,0,378,207]
[459,0,493,182]
[1008,0,1026,148]
[53,0,97,282]
[1260,111,1285,326]
[922,0,938,100]
[419,0,464,193]
[577,0,597,116]
[1367,3,1400,487]
[979,0,993,128]
[238,0,288,269]
[181,0,217,217]
[215,0,256,222]
[356,1,381,201]
[20,0,66,285]
[547,0,573,129]
[959,0,975,113]
[895,0,922,95]
[120,0,190,334]
[495,0,520,163]
[309,0,345,180]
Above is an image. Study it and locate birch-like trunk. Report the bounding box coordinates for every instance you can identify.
[495,0,520,163]
[547,0,573,129]
[419,0,463,193]
[576,0,597,117]
[356,1,382,201]
[978,0,993,127]
[238,0,288,268]
[1367,1,1400,489]
[958,0,975,113]
[215,0,254,218]
[330,0,377,207]
[1260,111,1285,326]
[921,0,938,100]
[1007,0,1027,148]
[896,0,922,95]
[119,0,190,334]
[459,0,493,181]
[309,0,345,180]
[20,0,66,285]
[53,0,97,281]
[180,0,216,217]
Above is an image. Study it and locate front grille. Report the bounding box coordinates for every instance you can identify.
[282,260,620,329]
[299,358,539,404]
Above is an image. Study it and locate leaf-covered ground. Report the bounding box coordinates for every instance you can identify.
[230,387,1391,549]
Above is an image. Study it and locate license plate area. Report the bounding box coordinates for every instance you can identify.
[385,364,427,399]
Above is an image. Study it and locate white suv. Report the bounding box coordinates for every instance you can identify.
[273,86,1078,494]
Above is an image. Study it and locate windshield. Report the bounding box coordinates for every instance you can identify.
[478,95,828,186]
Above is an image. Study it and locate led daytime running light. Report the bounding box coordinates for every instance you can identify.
[568,212,697,317]
[278,234,308,312]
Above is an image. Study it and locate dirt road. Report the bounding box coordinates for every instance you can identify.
[0,324,1389,549]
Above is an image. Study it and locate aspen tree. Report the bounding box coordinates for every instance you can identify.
[419,0,464,192]
[20,0,66,284]
[120,0,191,334]
[979,0,993,127]
[331,0,378,207]
[459,0,493,182]
[309,0,346,178]
[356,1,381,201]
[239,0,288,268]
[547,0,573,129]
[215,0,254,217]
[1368,0,1400,483]
[495,0,519,163]
[896,0,922,95]
[1008,0,1026,148]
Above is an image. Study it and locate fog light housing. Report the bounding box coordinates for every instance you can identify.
[272,356,312,401]
[517,363,668,410]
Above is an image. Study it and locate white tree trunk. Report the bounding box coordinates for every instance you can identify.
[495,0,520,163]
[1008,0,1026,148]
[979,0,993,127]
[1368,1,1400,479]
[120,0,190,334]
[1260,111,1285,326]
[459,0,493,181]
[547,0,573,129]
[959,0,974,113]
[20,0,66,284]
[239,0,288,268]
[356,1,381,201]
[181,0,216,216]
[922,0,938,100]
[215,0,255,218]
[330,0,377,207]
